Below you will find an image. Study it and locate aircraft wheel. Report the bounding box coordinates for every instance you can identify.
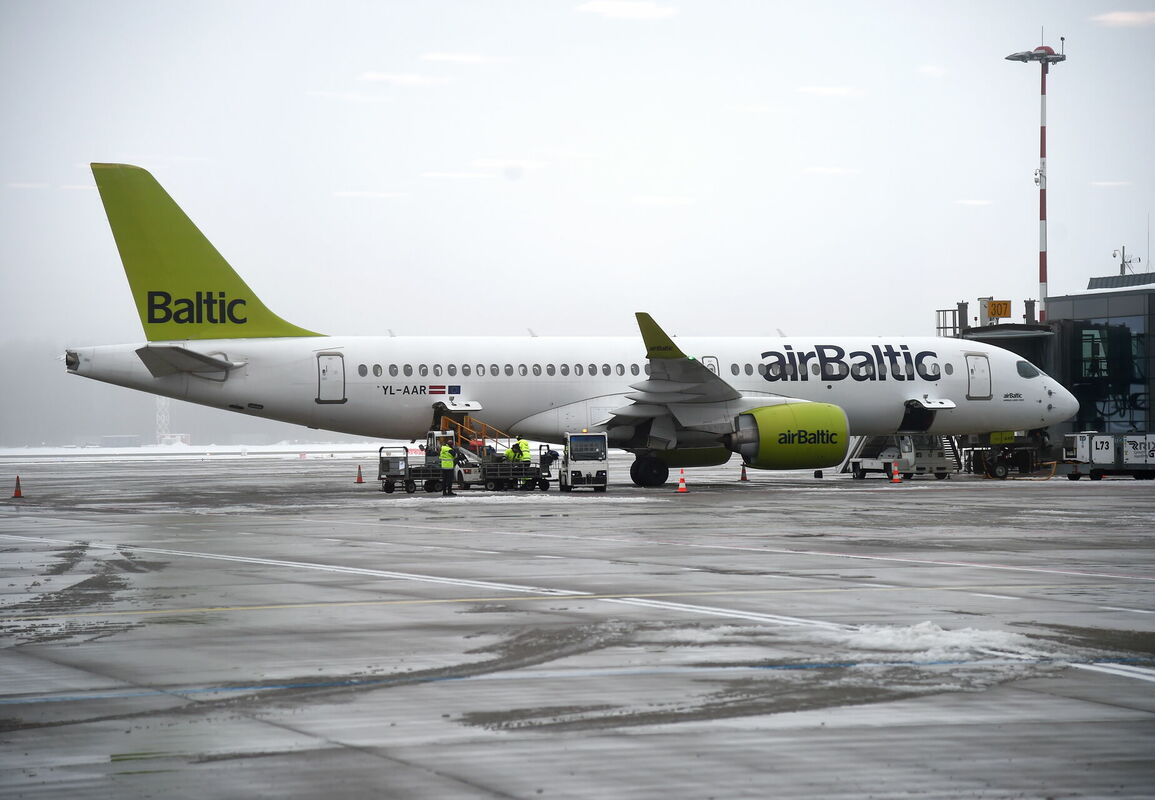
[629,460,641,486]
[404,480,417,493]
[382,482,396,494]
[634,456,669,488]
[1066,474,1081,481]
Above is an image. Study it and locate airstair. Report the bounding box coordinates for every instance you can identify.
[841,434,960,479]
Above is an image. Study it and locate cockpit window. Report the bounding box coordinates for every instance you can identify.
[1016,360,1041,379]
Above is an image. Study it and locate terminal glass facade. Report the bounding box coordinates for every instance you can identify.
[1047,290,1152,434]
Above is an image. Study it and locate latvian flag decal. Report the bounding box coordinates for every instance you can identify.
[428,385,461,395]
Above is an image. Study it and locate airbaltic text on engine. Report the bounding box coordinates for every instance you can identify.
[777,429,839,445]
[147,291,247,324]
[760,344,939,382]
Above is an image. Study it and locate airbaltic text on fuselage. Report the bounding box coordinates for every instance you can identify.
[760,344,940,382]
[147,291,247,324]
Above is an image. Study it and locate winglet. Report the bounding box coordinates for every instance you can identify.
[635,313,687,360]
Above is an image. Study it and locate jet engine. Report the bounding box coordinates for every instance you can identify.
[724,403,849,470]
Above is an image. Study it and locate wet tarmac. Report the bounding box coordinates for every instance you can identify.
[2,453,1154,798]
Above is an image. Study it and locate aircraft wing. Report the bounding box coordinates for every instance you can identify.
[598,313,793,448]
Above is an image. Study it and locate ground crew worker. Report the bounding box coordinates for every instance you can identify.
[439,441,456,496]
[516,435,531,462]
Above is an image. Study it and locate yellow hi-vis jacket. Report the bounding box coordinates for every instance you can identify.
[439,444,455,469]
[516,438,531,461]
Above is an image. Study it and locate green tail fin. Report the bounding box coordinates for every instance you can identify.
[91,163,322,341]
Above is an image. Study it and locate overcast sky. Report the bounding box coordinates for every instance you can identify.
[3,0,1154,348]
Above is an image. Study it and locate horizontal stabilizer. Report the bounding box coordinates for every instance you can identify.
[136,345,245,377]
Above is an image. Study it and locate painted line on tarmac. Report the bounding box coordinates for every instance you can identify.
[4,657,1154,706]
[969,593,1021,600]
[481,530,1155,583]
[0,533,841,630]
[0,579,1125,623]
[1073,662,1155,683]
[1098,606,1155,614]
[1,534,1145,643]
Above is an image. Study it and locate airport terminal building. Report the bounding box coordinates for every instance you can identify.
[953,275,1153,439]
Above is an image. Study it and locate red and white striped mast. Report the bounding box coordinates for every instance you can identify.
[1006,38,1066,322]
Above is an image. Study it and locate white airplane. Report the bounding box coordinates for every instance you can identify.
[66,164,1079,486]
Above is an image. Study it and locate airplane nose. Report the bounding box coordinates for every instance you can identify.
[1051,384,1079,422]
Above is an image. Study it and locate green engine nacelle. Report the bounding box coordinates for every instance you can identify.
[729,403,849,470]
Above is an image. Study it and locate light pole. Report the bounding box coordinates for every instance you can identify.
[1006,40,1066,322]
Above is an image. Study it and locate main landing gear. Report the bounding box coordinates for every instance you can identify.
[629,455,669,487]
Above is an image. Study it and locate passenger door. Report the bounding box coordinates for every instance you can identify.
[316,353,347,404]
[965,354,991,400]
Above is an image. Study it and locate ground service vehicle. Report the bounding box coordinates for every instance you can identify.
[376,445,414,493]
[1063,432,1155,480]
[559,432,609,492]
[848,434,954,480]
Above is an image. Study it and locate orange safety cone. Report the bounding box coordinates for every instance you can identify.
[354,465,364,484]
[12,476,23,498]
[889,463,902,484]
[739,464,749,482]
[676,468,689,493]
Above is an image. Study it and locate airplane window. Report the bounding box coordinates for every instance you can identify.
[575,364,584,376]
[764,364,776,376]
[744,364,753,376]
[461,364,471,376]
[630,364,640,376]
[518,364,528,376]
[730,363,739,376]
[616,364,625,376]
[358,364,368,377]
[811,363,820,377]
[532,364,542,376]
[589,363,597,376]
[403,364,413,377]
[1017,360,1041,378]
[433,364,443,377]
[546,364,555,376]
[478,364,485,376]
[644,364,651,375]
[560,364,570,376]
[490,364,498,376]
[388,364,398,377]
[504,364,514,376]
[602,364,611,376]
[419,364,429,377]
[371,364,381,378]
[447,364,457,376]
[944,363,954,376]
